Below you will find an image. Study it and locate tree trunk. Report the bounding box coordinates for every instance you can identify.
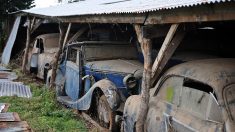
[22,17,31,73]
[49,23,66,89]
[134,24,152,132]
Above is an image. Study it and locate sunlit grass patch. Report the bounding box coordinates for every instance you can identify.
[0,81,87,132]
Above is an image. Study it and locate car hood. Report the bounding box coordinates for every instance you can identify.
[85,59,143,75]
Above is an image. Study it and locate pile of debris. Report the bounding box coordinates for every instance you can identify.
[0,103,31,131]
[0,66,32,131]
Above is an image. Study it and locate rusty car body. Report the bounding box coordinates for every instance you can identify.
[49,41,143,130]
[123,59,235,132]
[27,33,59,80]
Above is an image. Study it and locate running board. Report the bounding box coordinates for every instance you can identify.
[57,96,75,108]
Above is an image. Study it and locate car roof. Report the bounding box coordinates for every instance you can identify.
[36,33,59,39]
[164,58,235,98]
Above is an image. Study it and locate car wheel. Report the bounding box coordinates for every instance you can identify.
[97,95,117,131]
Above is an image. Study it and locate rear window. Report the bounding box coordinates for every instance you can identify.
[157,77,223,122]
[181,79,223,122]
[44,37,59,48]
[224,85,235,121]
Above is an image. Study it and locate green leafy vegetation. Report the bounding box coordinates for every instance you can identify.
[0,68,87,132]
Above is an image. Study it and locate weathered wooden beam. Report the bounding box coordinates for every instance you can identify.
[30,19,43,34]
[22,17,31,73]
[50,23,66,89]
[66,27,88,44]
[62,23,72,49]
[142,25,170,39]
[134,24,152,132]
[56,2,235,24]
[151,24,185,86]
[30,17,36,30]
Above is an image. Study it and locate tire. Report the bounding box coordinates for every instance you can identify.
[97,95,117,131]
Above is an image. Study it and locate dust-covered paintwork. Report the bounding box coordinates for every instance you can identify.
[27,33,59,79]
[55,41,143,113]
[123,59,235,132]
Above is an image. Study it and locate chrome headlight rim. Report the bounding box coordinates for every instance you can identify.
[123,74,137,89]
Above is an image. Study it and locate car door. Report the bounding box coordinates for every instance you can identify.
[65,47,82,101]
[146,76,184,132]
[172,79,223,132]
[146,76,223,132]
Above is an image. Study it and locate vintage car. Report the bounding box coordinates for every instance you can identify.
[27,33,59,80]
[50,41,144,130]
[123,59,235,132]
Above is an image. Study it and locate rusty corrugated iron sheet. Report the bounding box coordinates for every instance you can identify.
[0,82,32,98]
[22,0,232,17]
[0,71,18,81]
[0,66,11,72]
[0,113,21,122]
[0,121,31,132]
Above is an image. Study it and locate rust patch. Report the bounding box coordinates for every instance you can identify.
[0,121,31,131]
[156,116,160,121]
[0,112,21,122]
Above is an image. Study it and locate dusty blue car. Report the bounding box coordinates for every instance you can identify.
[51,41,143,130]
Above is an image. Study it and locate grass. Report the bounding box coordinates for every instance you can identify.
[0,67,88,132]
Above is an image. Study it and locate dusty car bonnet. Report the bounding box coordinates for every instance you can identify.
[85,59,143,75]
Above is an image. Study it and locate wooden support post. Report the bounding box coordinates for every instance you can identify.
[50,23,66,89]
[22,17,32,73]
[151,24,185,86]
[62,23,72,49]
[134,24,152,132]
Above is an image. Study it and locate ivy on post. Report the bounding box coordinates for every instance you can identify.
[134,24,152,132]
[49,22,66,89]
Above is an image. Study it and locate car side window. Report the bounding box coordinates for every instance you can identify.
[36,38,44,53]
[67,47,79,63]
[156,76,184,106]
[179,79,223,122]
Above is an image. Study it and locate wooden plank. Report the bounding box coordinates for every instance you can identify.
[30,17,36,30]
[0,121,31,132]
[30,19,43,34]
[151,24,178,74]
[66,27,88,44]
[81,112,108,132]
[63,23,72,49]
[0,112,21,122]
[151,24,185,86]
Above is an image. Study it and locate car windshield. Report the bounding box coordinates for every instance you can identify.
[225,84,235,121]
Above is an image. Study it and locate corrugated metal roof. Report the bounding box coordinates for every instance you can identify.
[23,0,231,17]
[0,82,32,98]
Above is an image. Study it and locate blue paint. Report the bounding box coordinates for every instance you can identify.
[84,66,133,97]
[84,66,126,88]
[65,61,81,101]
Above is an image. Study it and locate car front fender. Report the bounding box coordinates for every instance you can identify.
[123,95,141,132]
[58,79,121,111]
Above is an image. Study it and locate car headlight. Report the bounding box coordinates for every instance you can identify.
[123,74,137,89]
